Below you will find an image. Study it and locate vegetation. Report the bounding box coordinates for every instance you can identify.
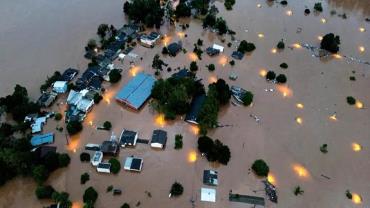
[54,113,62,121]
[304,8,311,14]
[242,91,254,106]
[40,71,63,92]
[207,64,216,71]
[81,173,90,184]
[103,121,112,130]
[175,0,191,18]
[266,71,276,81]
[251,159,269,177]
[320,33,340,53]
[229,60,235,66]
[190,61,199,72]
[58,153,71,167]
[280,0,288,5]
[162,47,168,55]
[203,14,216,28]
[32,165,49,185]
[215,17,228,35]
[175,134,183,149]
[193,45,203,60]
[197,136,231,165]
[52,191,72,208]
[276,74,287,84]
[93,93,103,104]
[320,144,328,153]
[191,0,210,15]
[123,0,164,28]
[349,76,356,81]
[109,158,121,174]
[86,39,97,51]
[277,40,285,49]
[107,185,114,192]
[151,76,205,120]
[294,186,304,196]
[121,203,130,208]
[346,96,356,105]
[152,54,166,73]
[280,63,288,69]
[237,40,256,53]
[224,0,236,10]
[96,24,118,49]
[83,187,98,207]
[346,190,352,199]
[314,2,323,12]
[109,69,122,83]
[67,120,83,135]
[170,182,184,197]
[80,152,91,162]
[35,185,55,199]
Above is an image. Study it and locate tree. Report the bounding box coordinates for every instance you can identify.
[175,134,183,149]
[346,96,356,105]
[81,173,90,184]
[280,63,288,69]
[314,3,323,12]
[43,152,60,171]
[32,165,49,184]
[170,182,184,196]
[202,14,216,28]
[265,71,276,81]
[294,186,304,196]
[346,190,352,199]
[191,0,210,15]
[224,0,236,10]
[214,140,231,165]
[52,191,72,208]
[277,40,285,49]
[58,153,71,167]
[80,152,91,162]
[162,47,168,55]
[211,79,231,105]
[320,33,340,53]
[97,24,109,39]
[304,8,311,14]
[0,123,13,137]
[35,185,55,199]
[207,64,215,71]
[121,203,130,208]
[109,69,122,83]
[280,0,288,5]
[276,74,287,84]
[215,17,228,35]
[54,113,62,121]
[93,93,103,104]
[103,121,112,130]
[123,0,164,28]
[238,40,256,53]
[175,1,191,17]
[109,158,121,174]
[190,61,199,72]
[198,136,214,153]
[83,187,98,205]
[229,60,235,66]
[86,39,97,51]
[242,91,254,106]
[66,120,83,135]
[152,54,165,71]
[320,144,328,153]
[251,159,269,177]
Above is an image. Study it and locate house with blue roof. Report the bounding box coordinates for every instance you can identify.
[115,73,156,110]
[31,133,54,146]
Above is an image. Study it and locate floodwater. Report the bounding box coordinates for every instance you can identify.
[1,0,370,208]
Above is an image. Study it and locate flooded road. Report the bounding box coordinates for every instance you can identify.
[0,0,370,207]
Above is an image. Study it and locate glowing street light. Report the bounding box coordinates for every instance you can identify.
[188,151,197,163]
[257,4,262,8]
[271,48,277,54]
[359,27,366,32]
[286,10,293,16]
[352,193,362,204]
[296,103,304,109]
[190,125,199,135]
[317,36,323,41]
[333,54,342,59]
[258,33,264,38]
[329,113,337,121]
[155,114,166,127]
[295,117,303,125]
[359,46,365,53]
[267,173,277,186]
[293,164,309,178]
[259,69,267,77]
[355,100,364,109]
[321,18,327,24]
[352,143,362,152]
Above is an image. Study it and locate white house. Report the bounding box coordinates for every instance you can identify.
[91,151,103,166]
[200,188,216,202]
[52,81,68,93]
[97,162,111,173]
[124,156,143,172]
[212,44,224,53]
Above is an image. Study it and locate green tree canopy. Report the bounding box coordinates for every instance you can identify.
[109,158,121,174]
[83,187,98,205]
[251,159,269,177]
[320,33,340,53]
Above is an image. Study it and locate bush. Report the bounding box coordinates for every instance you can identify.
[109,158,121,174]
[242,91,254,106]
[162,47,168,55]
[349,76,356,81]
[58,153,71,167]
[304,8,311,14]
[277,40,285,49]
[103,121,112,130]
[170,182,184,196]
[93,93,103,104]
[67,120,83,135]
[265,71,276,81]
[229,60,235,66]
[238,40,256,53]
[175,134,183,149]
[190,61,198,72]
[35,185,55,199]
[314,2,323,12]
[54,113,62,121]
[121,203,130,208]
[197,39,203,46]
[320,144,328,153]
[320,33,340,53]
[251,159,269,177]
[346,190,352,199]
[109,69,122,83]
[32,165,49,184]
[294,186,304,196]
[81,173,90,184]
[198,136,231,164]
[276,74,287,84]
[207,64,215,71]
[346,96,356,105]
[280,0,288,5]
[107,185,113,192]
[80,152,91,162]
[280,63,288,69]
[83,187,98,205]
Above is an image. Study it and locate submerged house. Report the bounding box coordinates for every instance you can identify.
[31,133,54,147]
[150,129,167,149]
[206,43,224,56]
[115,72,156,110]
[184,94,206,125]
[119,129,138,148]
[231,51,244,60]
[52,81,68,94]
[203,170,218,186]
[100,140,119,156]
[37,92,57,107]
[167,42,182,56]
[65,90,95,122]
[139,32,161,48]
[31,116,47,134]
[97,162,111,173]
[61,68,79,82]
[31,146,57,162]
[124,156,143,172]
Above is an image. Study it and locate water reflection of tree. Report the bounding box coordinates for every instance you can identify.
[327,0,370,16]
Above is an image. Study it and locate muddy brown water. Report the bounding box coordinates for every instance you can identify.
[0,0,370,207]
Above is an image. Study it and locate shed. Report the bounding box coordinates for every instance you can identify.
[206,47,220,56]
[91,151,103,166]
[231,51,244,60]
[203,170,218,186]
[124,156,143,172]
[37,92,57,107]
[97,162,111,173]
[184,94,206,125]
[201,188,216,202]
[52,81,68,93]
[115,73,156,110]
[120,130,138,147]
[62,68,79,82]
[150,129,167,149]
[100,141,119,156]
[31,133,54,146]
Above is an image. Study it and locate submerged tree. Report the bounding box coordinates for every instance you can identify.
[123,0,164,28]
[251,159,269,177]
[320,33,340,53]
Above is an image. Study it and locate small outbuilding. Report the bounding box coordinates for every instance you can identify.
[124,156,143,172]
[150,129,167,149]
[231,51,244,60]
[185,94,206,125]
[97,162,111,173]
[38,92,57,107]
[201,188,216,202]
[119,129,138,148]
[52,81,68,93]
[167,42,182,56]
[61,68,79,82]
[31,133,54,146]
[91,151,103,166]
[203,170,218,186]
[100,141,119,156]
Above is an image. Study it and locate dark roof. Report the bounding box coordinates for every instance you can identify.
[100,141,119,155]
[167,42,182,56]
[37,92,57,107]
[171,69,193,79]
[206,47,220,56]
[88,76,102,91]
[231,51,244,60]
[62,68,79,82]
[203,170,218,186]
[33,146,57,160]
[184,94,206,124]
[151,129,167,145]
[131,158,142,171]
[98,162,111,169]
[120,130,137,146]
